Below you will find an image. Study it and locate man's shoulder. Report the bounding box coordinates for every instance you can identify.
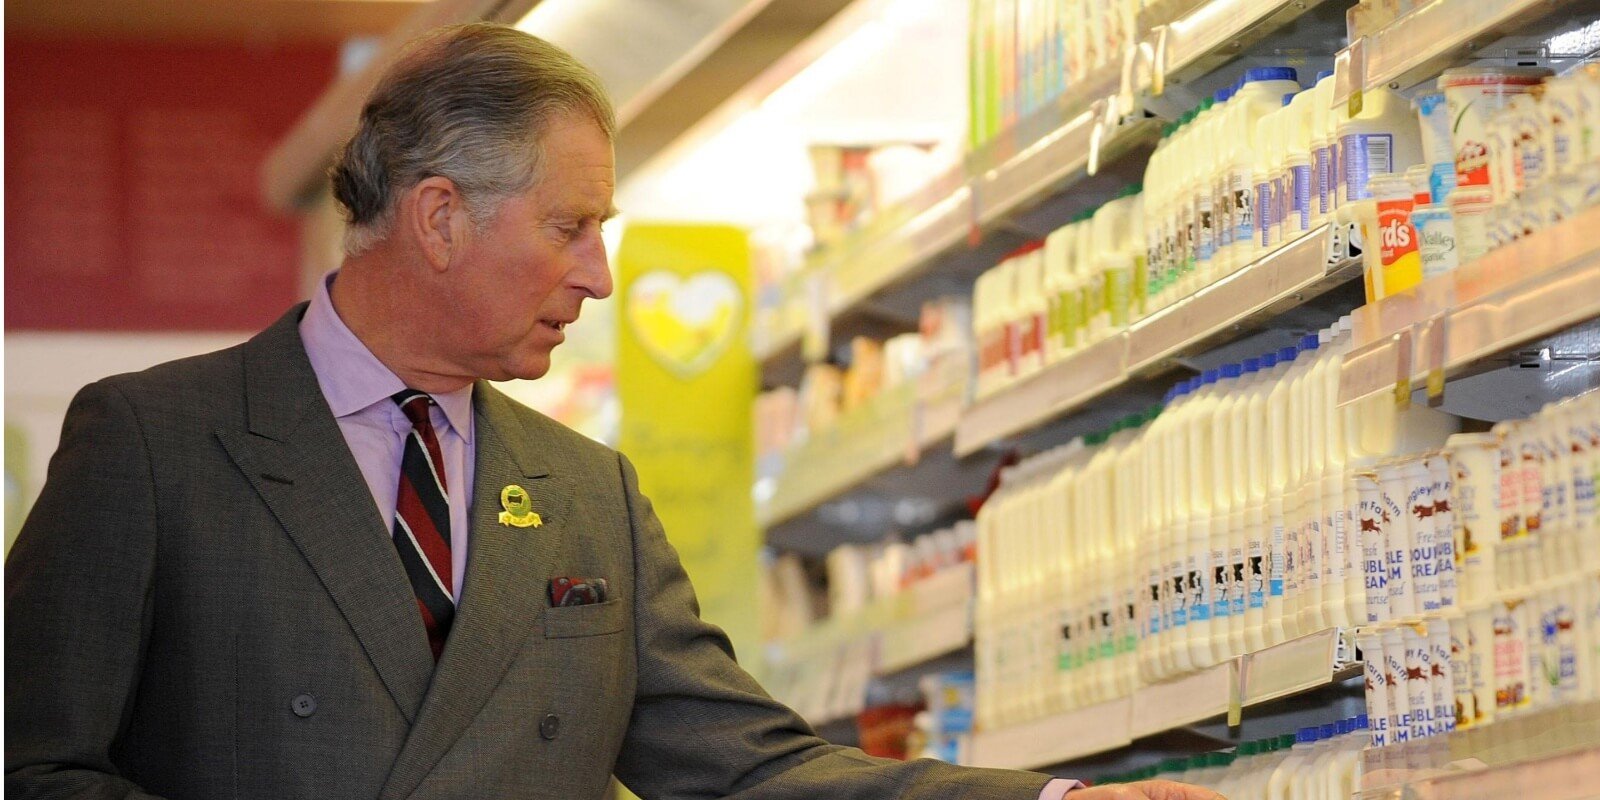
[478,382,620,474]
[94,340,250,411]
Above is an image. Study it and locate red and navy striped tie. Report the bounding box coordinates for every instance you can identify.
[391,391,453,660]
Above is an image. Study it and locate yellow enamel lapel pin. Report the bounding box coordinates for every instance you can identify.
[498,484,542,528]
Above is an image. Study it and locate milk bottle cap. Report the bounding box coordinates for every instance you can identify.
[1297,726,1320,744]
[1355,713,1370,729]
[1278,345,1299,362]
[1261,351,1278,368]
[1221,363,1243,379]
[1319,723,1336,738]
[1202,369,1219,385]
[1299,333,1320,351]
[1245,66,1299,84]
[1243,357,1261,373]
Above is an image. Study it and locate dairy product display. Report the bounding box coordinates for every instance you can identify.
[973,316,1474,729]
[1095,718,1368,799]
[1355,390,1600,751]
[973,186,1145,398]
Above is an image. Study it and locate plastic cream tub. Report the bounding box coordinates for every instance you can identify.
[1411,203,1460,279]
[1413,91,1458,204]
[1439,66,1553,191]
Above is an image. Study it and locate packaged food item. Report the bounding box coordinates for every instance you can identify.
[1446,185,1494,265]
[1439,66,1553,191]
[1361,172,1423,301]
[1413,91,1458,204]
[1410,203,1460,279]
[1339,85,1425,205]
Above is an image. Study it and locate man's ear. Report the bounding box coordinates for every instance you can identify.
[404,176,469,272]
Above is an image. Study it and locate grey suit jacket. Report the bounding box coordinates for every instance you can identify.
[6,305,1052,800]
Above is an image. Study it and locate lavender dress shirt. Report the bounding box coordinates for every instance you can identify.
[300,272,475,599]
[298,273,1080,798]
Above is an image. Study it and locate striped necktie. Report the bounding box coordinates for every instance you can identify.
[391,390,454,660]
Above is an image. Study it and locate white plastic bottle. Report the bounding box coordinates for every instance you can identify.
[1310,72,1337,228]
[1210,86,1239,279]
[1339,84,1426,207]
[1285,87,1316,242]
[1291,332,1329,635]
[1219,362,1250,657]
[1266,345,1303,644]
[1187,369,1222,667]
[1227,68,1302,268]
[1266,726,1321,800]
[1243,353,1275,653]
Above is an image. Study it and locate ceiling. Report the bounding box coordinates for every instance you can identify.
[4,0,425,42]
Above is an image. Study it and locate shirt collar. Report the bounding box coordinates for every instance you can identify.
[299,271,474,444]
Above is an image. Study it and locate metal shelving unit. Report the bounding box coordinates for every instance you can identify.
[1338,205,1600,408]
[967,627,1357,770]
[956,224,1361,456]
[752,0,1346,367]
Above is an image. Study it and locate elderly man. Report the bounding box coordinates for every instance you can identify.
[6,23,1222,800]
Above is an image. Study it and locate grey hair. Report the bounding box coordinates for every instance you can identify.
[331,23,615,256]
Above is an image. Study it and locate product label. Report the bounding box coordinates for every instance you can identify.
[1231,167,1253,246]
[1347,132,1399,200]
[1313,145,1332,215]
[1194,190,1214,264]
[1214,176,1234,253]
[1187,548,1209,621]
[1269,502,1286,598]
[1147,572,1164,637]
[1256,179,1273,248]
[1170,557,1188,628]
[1385,647,1413,743]
[1493,602,1529,709]
[1247,526,1267,610]
[1361,494,1390,622]
[1211,558,1230,620]
[1376,196,1422,296]
[1365,655,1391,747]
[1229,546,1247,618]
[1290,163,1311,233]
[1413,207,1460,279]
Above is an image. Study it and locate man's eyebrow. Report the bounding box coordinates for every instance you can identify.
[601,206,621,222]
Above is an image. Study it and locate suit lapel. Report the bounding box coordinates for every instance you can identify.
[380,384,572,800]
[215,306,435,724]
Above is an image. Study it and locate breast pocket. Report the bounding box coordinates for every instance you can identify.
[544,598,626,639]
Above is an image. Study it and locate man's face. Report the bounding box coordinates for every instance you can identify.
[438,111,615,382]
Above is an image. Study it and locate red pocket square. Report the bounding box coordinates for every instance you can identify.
[549,577,609,607]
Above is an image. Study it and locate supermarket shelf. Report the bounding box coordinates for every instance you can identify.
[955,332,1129,458]
[1338,205,1600,407]
[752,0,1342,369]
[763,564,976,727]
[1331,0,1595,110]
[757,363,968,529]
[1355,698,1600,800]
[968,627,1355,770]
[1142,0,1343,92]
[956,225,1360,457]
[1127,225,1363,374]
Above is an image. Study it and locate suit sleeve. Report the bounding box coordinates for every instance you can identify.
[611,453,1053,800]
[5,380,169,800]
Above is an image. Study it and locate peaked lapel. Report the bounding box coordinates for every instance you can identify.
[215,305,435,724]
[380,384,573,800]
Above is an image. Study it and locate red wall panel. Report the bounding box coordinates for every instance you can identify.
[5,38,338,331]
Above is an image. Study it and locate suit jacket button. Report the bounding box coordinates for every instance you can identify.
[292,694,317,718]
[540,713,560,740]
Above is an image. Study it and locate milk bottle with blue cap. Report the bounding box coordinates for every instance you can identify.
[1224,68,1301,268]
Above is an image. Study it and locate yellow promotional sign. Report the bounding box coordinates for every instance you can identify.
[616,223,759,665]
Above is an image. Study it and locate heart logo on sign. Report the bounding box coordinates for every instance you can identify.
[626,270,742,379]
